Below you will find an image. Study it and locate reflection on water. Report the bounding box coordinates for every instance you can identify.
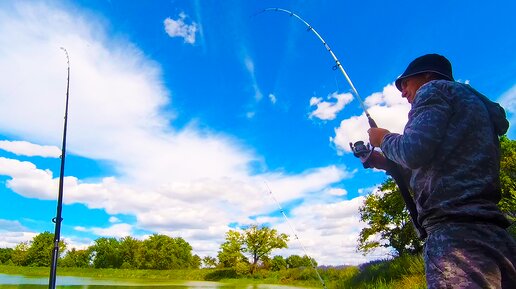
[0,274,309,289]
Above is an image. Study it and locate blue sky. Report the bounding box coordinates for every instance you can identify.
[0,0,514,266]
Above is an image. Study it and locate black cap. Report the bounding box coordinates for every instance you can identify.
[395,54,454,91]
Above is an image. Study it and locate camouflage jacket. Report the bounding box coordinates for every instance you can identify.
[381,80,510,232]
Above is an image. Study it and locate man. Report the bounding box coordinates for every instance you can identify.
[367,54,516,288]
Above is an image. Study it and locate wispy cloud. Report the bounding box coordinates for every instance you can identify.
[244,55,263,101]
[269,93,277,104]
[164,12,198,44]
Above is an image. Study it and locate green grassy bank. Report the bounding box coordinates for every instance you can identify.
[0,254,426,289]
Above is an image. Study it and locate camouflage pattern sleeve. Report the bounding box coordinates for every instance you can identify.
[380,82,452,169]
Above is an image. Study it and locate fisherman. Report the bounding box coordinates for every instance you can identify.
[366,54,516,288]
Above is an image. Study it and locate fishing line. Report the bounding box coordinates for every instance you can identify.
[264,182,327,289]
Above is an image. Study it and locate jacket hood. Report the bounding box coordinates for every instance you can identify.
[464,84,509,136]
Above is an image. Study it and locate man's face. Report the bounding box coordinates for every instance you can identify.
[400,74,429,104]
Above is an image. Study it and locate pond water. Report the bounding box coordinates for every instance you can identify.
[0,274,309,289]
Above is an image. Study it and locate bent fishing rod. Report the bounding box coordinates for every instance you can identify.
[49,47,71,289]
[264,182,327,289]
[257,8,426,239]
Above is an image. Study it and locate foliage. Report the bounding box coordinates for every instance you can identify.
[217,230,247,268]
[241,224,288,271]
[0,248,13,264]
[10,242,29,266]
[118,236,142,269]
[8,232,66,267]
[190,254,201,269]
[202,256,217,268]
[60,248,92,268]
[91,237,122,269]
[217,225,288,272]
[26,231,66,267]
[358,179,423,256]
[136,234,195,270]
[2,232,197,270]
[286,254,316,268]
[270,255,287,271]
[499,136,516,222]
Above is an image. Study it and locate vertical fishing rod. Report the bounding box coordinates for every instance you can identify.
[264,182,327,289]
[48,47,71,289]
[258,8,426,239]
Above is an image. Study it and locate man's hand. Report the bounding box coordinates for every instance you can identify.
[363,150,392,171]
[368,127,390,147]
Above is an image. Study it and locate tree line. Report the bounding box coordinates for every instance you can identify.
[0,224,315,272]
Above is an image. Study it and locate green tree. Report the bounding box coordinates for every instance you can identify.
[358,179,423,256]
[136,234,194,269]
[118,236,142,269]
[25,232,66,267]
[0,248,13,264]
[190,254,201,269]
[60,248,91,268]
[217,230,247,268]
[270,255,287,271]
[11,242,29,266]
[499,136,516,221]
[499,136,516,238]
[91,237,121,268]
[286,254,315,268]
[241,224,288,272]
[217,225,289,272]
[202,256,217,268]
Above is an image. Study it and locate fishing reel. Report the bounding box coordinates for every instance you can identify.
[349,140,374,167]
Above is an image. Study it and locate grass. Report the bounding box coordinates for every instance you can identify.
[331,254,426,289]
[0,254,427,289]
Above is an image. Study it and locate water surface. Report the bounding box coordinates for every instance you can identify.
[0,273,309,289]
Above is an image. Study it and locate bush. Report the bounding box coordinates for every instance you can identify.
[204,268,238,281]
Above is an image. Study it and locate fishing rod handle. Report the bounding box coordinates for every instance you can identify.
[367,116,378,128]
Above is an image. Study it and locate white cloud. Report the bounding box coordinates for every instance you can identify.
[325,187,347,196]
[309,91,354,120]
[75,223,133,239]
[0,231,37,248]
[0,157,56,199]
[269,93,277,104]
[0,140,61,157]
[108,216,120,223]
[331,83,410,153]
[0,219,37,248]
[164,12,198,44]
[269,196,391,265]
